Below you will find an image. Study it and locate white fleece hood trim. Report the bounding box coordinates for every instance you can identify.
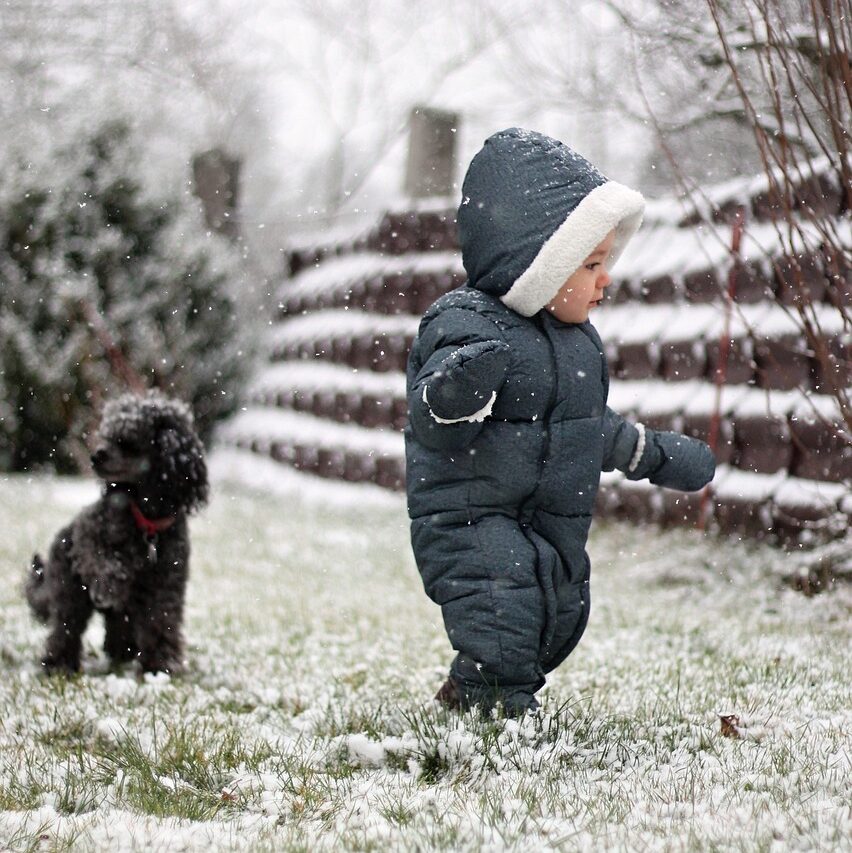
[500,181,645,317]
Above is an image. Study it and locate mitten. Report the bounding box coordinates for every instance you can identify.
[627,427,715,492]
[424,340,511,421]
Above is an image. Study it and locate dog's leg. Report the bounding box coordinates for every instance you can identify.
[26,554,51,624]
[26,524,73,625]
[134,532,189,676]
[135,598,186,675]
[103,610,138,665]
[41,557,94,674]
[35,528,92,674]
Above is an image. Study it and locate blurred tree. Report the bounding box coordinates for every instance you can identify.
[0,0,276,267]
[491,0,850,442]
[601,0,849,188]
[0,120,251,472]
[259,0,507,217]
[0,0,265,145]
[481,3,645,183]
[485,0,844,189]
[693,0,851,440]
[617,0,851,439]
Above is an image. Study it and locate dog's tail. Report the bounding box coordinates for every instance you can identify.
[25,554,51,623]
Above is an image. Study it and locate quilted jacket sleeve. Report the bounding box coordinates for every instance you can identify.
[601,407,641,473]
[407,307,509,451]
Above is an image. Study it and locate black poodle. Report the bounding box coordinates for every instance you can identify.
[25,391,208,675]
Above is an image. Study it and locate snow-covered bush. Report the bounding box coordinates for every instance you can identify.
[0,119,252,472]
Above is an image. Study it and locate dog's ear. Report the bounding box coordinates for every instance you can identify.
[157,426,209,513]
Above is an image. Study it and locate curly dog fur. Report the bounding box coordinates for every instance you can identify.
[25,392,208,675]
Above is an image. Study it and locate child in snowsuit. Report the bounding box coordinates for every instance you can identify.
[404,128,715,716]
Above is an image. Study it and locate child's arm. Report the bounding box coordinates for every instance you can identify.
[408,309,510,451]
[601,407,715,491]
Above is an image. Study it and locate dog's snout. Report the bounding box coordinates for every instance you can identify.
[91,448,108,467]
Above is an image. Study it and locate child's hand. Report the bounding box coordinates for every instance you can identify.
[425,340,511,421]
[635,430,716,492]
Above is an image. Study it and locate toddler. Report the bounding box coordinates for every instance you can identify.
[404,128,715,716]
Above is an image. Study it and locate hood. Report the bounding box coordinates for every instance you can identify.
[456,128,645,317]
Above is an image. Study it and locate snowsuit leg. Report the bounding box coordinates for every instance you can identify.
[411,509,547,713]
[528,511,593,673]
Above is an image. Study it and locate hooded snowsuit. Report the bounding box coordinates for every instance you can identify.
[405,129,715,714]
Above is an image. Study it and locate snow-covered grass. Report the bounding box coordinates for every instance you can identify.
[1,453,850,852]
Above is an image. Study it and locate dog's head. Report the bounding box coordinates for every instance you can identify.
[91,392,209,514]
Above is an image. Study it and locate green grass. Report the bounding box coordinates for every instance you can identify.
[0,458,850,852]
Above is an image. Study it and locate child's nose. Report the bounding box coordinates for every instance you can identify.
[598,268,612,288]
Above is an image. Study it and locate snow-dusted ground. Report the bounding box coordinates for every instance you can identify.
[0,454,849,852]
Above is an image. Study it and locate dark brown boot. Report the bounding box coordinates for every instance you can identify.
[434,676,461,709]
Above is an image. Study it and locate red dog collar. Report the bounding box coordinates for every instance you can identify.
[129,501,177,537]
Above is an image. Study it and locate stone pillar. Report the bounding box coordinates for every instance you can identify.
[191,149,241,239]
[404,106,459,198]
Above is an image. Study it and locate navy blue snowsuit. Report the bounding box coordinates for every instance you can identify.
[405,129,715,714]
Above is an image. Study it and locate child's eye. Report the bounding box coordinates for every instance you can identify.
[585,262,600,271]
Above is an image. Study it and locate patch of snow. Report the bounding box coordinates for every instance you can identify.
[91,717,127,745]
[617,224,724,280]
[284,212,375,255]
[209,448,402,510]
[681,383,750,417]
[280,251,460,302]
[251,362,406,399]
[217,408,403,457]
[773,477,848,510]
[594,304,675,345]
[268,310,419,348]
[595,300,845,348]
[0,475,100,510]
[343,733,387,768]
[712,466,788,502]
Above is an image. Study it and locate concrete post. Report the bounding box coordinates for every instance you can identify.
[404,106,459,198]
[191,149,241,239]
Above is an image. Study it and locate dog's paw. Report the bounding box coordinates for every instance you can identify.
[139,658,186,678]
[40,656,81,677]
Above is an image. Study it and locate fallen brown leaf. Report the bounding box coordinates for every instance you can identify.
[719,714,743,738]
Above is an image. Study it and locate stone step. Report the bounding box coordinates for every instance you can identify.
[267,305,850,395]
[365,208,458,255]
[280,264,464,318]
[217,407,405,491]
[279,216,851,317]
[279,254,849,317]
[285,207,458,277]
[597,466,850,547]
[216,430,851,545]
[246,363,850,484]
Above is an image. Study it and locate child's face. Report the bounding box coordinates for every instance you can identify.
[545,229,616,323]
